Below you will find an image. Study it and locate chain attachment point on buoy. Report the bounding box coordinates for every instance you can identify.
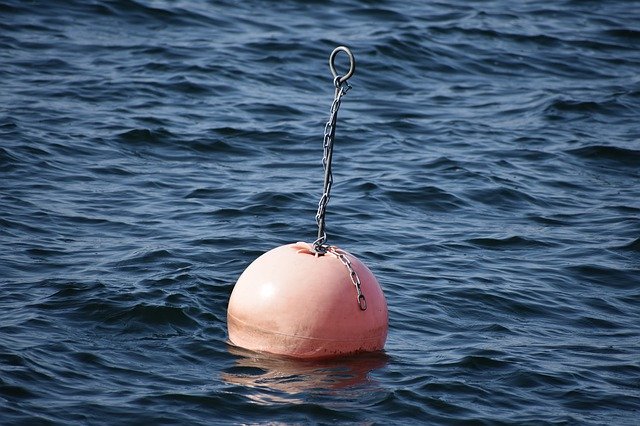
[295,242,367,310]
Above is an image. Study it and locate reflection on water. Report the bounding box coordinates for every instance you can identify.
[222,345,389,405]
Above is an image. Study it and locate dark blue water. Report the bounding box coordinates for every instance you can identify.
[2,0,639,424]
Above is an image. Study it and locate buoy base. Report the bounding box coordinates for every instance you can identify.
[228,310,386,359]
[227,242,388,359]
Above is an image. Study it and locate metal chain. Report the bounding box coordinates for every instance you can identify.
[310,47,366,311]
[327,246,367,311]
[313,46,355,254]
[313,78,351,254]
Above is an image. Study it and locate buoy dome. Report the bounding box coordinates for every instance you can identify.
[227,242,388,359]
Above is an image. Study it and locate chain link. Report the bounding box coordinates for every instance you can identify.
[327,246,367,311]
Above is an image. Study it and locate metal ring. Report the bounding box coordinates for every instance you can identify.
[329,46,355,85]
[358,294,367,311]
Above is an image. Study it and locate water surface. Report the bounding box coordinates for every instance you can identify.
[1,0,639,424]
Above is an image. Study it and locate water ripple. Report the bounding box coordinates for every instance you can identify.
[2,0,640,424]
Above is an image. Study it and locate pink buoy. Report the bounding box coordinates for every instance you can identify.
[227,242,388,359]
[228,47,386,358]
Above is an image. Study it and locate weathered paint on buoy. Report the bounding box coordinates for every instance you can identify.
[227,242,388,359]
